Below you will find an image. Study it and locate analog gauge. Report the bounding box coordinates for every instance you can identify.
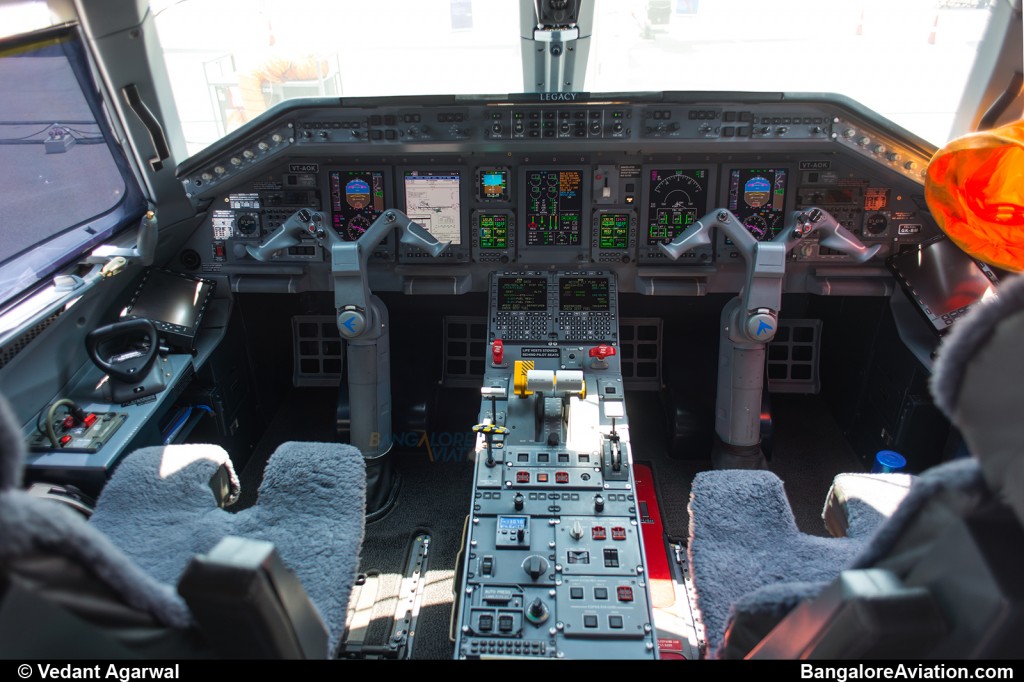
[345,215,371,241]
[865,213,888,235]
[235,213,259,236]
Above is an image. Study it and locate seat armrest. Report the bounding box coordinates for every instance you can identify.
[822,473,915,539]
[177,536,328,659]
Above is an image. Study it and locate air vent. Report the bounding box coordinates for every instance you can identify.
[0,310,64,371]
[292,316,343,387]
[767,319,822,394]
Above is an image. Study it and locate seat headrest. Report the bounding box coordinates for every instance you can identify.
[0,395,25,491]
[932,273,1024,525]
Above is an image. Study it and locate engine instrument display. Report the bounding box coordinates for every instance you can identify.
[525,170,583,246]
[330,170,386,241]
[404,170,462,245]
[497,276,548,312]
[645,169,710,245]
[559,276,610,312]
[478,213,510,249]
[727,168,788,241]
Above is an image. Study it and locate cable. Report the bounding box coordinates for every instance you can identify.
[38,399,81,448]
[162,406,192,445]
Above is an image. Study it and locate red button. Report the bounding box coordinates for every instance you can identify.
[592,526,607,540]
[516,471,530,483]
[491,339,504,365]
[61,416,75,430]
[555,471,569,484]
[83,413,97,427]
[617,586,634,602]
[59,435,72,447]
[611,526,627,541]
[537,473,549,483]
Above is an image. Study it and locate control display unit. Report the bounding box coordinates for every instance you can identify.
[559,276,610,312]
[498,276,548,312]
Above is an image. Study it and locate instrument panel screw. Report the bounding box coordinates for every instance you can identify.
[717,211,729,222]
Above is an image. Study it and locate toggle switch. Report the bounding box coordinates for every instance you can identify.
[491,338,504,365]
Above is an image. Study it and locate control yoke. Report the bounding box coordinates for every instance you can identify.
[659,207,880,343]
[247,208,449,464]
[246,208,449,339]
[658,208,880,467]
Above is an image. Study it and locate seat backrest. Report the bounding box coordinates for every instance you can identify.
[746,274,1024,659]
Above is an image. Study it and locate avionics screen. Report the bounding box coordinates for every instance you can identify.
[478,213,509,249]
[125,270,213,330]
[597,213,630,250]
[330,170,386,241]
[646,169,709,245]
[559,277,610,312]
[498,516,527,531]
[497,277,547,312]
[404,170,461,245]
[727,168,788,241]
[888,237,998,333]
[525,170,583,246]
[479,168,509,202]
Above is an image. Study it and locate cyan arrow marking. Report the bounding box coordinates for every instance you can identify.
[342,317,358,333]
[756,320,773,337]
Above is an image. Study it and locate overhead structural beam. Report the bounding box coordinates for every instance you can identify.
[520,0,594,93]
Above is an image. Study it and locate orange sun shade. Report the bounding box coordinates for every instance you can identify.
[926,119,1024,272]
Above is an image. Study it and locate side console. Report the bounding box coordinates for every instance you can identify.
[453,271,657,659]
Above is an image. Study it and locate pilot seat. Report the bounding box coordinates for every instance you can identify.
[0,395,366,659]
[686,272,1024,658]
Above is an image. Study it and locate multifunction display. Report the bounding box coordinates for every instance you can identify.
[645,169,710,245]
[597,213,630,250]
[404,170,462,245]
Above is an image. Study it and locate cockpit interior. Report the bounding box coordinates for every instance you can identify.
[0,0,1022,662]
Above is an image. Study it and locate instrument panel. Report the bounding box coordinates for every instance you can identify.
[179,93,939,295]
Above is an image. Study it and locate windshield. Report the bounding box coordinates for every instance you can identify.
[154,0,994,156]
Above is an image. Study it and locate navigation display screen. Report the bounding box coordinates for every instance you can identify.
[597,213,630,250]
[646,168,709,245]
[478,213,509,249]
[404,170,461,245]
[330,170,386,241]
[727,168,788,241]
[559,277,610,312]
[525,169,583,246]
[498,277,548,312]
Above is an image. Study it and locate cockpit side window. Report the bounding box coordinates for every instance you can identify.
[0,26,146,308]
